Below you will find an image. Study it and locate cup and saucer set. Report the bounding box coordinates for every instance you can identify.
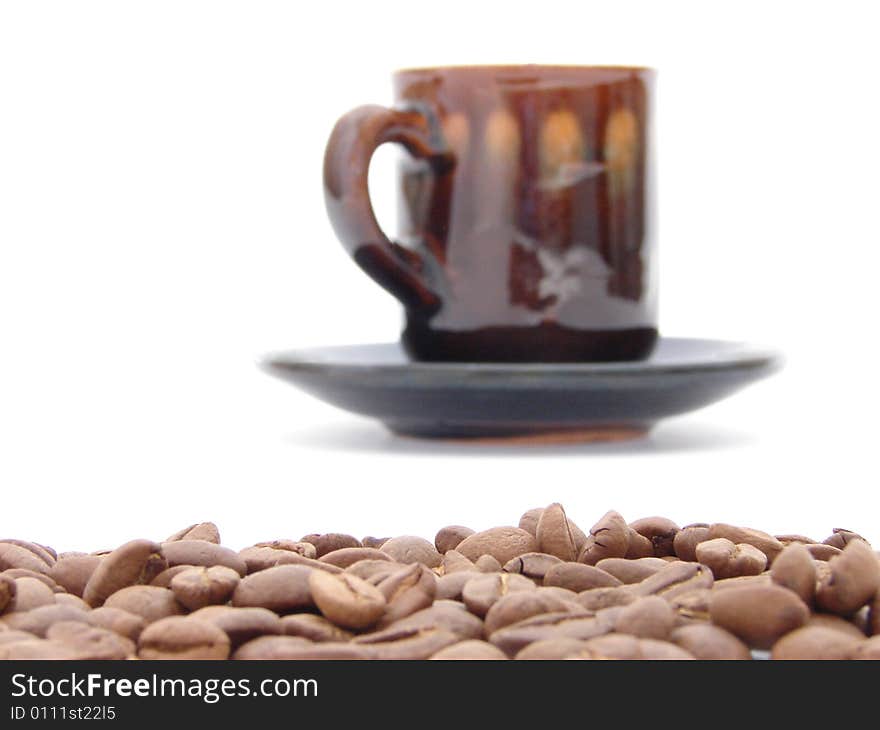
[263,65,780,441]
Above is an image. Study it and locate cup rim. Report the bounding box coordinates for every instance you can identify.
[394,63,654,77]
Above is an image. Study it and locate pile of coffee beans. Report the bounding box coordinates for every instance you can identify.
[1,506,879,659]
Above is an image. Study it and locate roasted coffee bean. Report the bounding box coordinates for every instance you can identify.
[772,626,862,660]
[431,640,507,660]
[441,550,477,574]
[712,574,771,591]
[806,544,842,561]
[49,554,101,597]
[8,577,55,612]
[483,588,578,635]
[0,639,79,659]
[2,569,60,592]
[673,524,711,561]
[377,604,483,640]
[434,526,475,555]
[345,560,399,583]
[435,571,481,601]
[0,541,52,574]
[776,534,816,546]
[816,539,880,615]
[455,527,538,565]
[770,543,816,605]
[544,562,622,592]
[380,536,442,568]
[670,623,752,660]
[306,533,362,558]
[518,508,544,537]
[239,546,321,573]
[579,633,693,660]
[806,613,866,640]
[161,540,246,576]
[355,626,459,660]
[709,584,809,649]
[138,616,230,659]
[47,620,135,660]
[309,570,386,630]
[233,635,313,659]
[489,613,611,656]
[474,555,503,573]
[629,517,680,557]
[595,558,666,585]
[516,637,590,659]
[250,642,375,660]
[361,537,389,549]
[150,565,196,588]
[0,630,40,646]
[633,562,714,600]
[502,552,561,581]
[89,607,145,641]
[319,547,390,568]
[870,593,879,637]
[854,636,880,659]
[823,528,868,550]
[669,589,712,623]
[613,596,676,639]
[707,524,783,564]
[166,522,221,544]
[461,572,535,617]
[2,604,90,637]
[696,538,767,579]
[579,511,629,565]
[536,503,578,561]
[577,586,636,611]
[82,539,166,607]
[192,606,281,648]
[1,540,55,567]
[254,540,317,558]
[0,574,16,613]
[170,565,240,611]
[279,613,352,642]
[624,529,654,559]
[104,586,183,623]
[55,594,91,611]
[376,564,436,626]
[232,565,315,613]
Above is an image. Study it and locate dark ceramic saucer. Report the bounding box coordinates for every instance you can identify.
[261,338,782,442]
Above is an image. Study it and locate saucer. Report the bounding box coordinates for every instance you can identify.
[261,338,782,441]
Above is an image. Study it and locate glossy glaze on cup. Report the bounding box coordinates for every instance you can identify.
[325,65,657,362]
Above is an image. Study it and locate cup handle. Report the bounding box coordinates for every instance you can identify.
[323,104,449,316]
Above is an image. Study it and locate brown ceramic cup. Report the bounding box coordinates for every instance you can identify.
[324,65,657,362]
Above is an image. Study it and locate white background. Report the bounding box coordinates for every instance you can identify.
[1,0,877,552]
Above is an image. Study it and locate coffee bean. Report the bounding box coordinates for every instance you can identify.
[456,527,538,565]
[192,606,281,648]
[629,517,680,557]
[770,543,816,605]
[776,534,816,545]
[707,523,783,564]
[104,586,183,623]
[816,539,880,615]
[309,570,386,630]
[536,503,578,561]
[150,565,196,588]
[344,560,399,583]
[47,620,135,660]
[633,562,714,601]
[613,596,676,639]
[489,613,611,656]
[50,554,102,597]
[8,577,55,612]
[441,550,477,574]
[0,639,79,659]
[772,626,862,660]
[355,626,459,659]
[279,613,352,642]
[55,594,90,611]
[239,546,320,573]
[161,540,246,576]
[502,552,562,581]
[806,613,866,640]
[670,623,751,659]
[376,563,436,626]
[232,565,315,613]
[89,607,145,641]
[434,526,475,554]
[518,508,544,537]
[576,586,636,611]
[431,639,508,660]
[712,574,771,591]
[669,589,712,623]
[595,558,667,585]
[870,593,879,637]
[709,584,809,649]
[138,616,230,659]
[823,528,868,550]
[474,555,503,573]
[0,630,40,646]
[319,547,390,568]
[435,571,481,601]
[380,536,441,568]
[0,542,52,575]
[673,524,710,561]
[170,565,240,611]
[516,637,589,659]
[806,544,842,561]
[233,635,313,659]
[0,574,16,613]
[257,540,317,558]
[579,511,629,565]
[166,522,220,544]
[306,533,361,558]
[374,604,483,640]
[361,537,389,549]
[256,642,377,660]
[82,539,167,607]
[696,538,767,579]
[461,573,535,617]
[543,562,621,592]
[624,529,654,559]
[580,633,693,660]
[2,604,90,637]
[853,636,880,659]
[484,588,578,635]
